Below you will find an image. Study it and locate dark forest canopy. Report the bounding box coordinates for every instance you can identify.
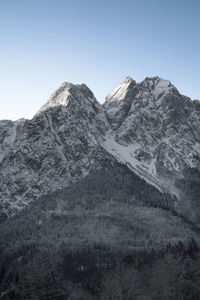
[1,162,200,299]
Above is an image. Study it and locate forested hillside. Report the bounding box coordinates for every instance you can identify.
[1,161,200,299]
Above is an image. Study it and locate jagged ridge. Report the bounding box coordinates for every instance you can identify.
[0,76,200,218]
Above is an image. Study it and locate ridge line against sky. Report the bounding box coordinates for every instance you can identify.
[0,0,200,120]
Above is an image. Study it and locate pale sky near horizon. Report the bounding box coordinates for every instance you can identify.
[0,0,200,120]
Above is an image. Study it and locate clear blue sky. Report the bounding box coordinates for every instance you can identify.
[0,0,200,120]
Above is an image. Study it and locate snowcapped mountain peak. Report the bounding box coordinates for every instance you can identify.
[134,76,176,108]
[141,76,172,92]
[36,81,98,115]
[105,75,173,105]
[36,82,72,114]
[49,82,72,101]
[152,77,173,96]
[105,76,136,102]
[152,76,172,89]
[122,76,135,84]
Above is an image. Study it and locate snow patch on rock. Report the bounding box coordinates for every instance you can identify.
[102,133,162,191]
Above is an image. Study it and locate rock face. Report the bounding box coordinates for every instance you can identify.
[103,76,200,192]
[0,83,110,217]
[0,76,200,217]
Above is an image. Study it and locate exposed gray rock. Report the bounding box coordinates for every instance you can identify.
[0,76,200,217]
[103,76,200,192]
[0,82,110,217]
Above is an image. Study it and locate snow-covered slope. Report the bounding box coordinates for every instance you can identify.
[0,76,200,217]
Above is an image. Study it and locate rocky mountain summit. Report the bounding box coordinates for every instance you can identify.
[0,82,109,217]
[104,76,200,192]
[0,76,200,218]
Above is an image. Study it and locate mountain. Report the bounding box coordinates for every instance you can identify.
[103,76,200,223]
[1,76,200,220]
[0,82,110,218]
[104,76,200,189]
[1,76,200,299]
